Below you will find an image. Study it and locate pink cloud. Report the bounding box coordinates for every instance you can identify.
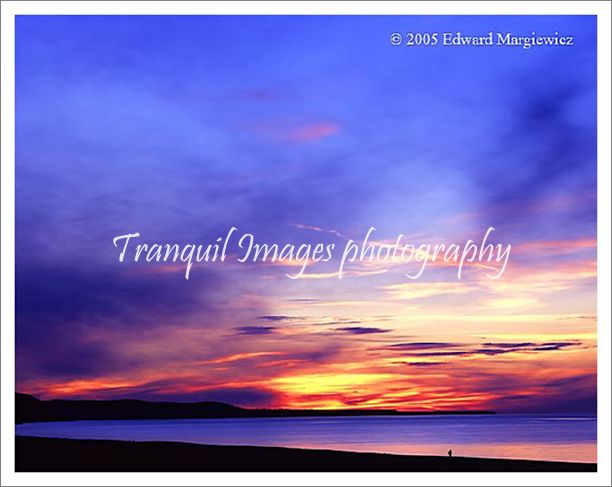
[283,122,340,142]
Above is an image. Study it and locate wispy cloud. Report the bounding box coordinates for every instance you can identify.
[334,326,391,335]
[290,223,345,238]
[283,122,340,142]
[374,340,582,359]
[257,315,304,322]
[234,326,278,335]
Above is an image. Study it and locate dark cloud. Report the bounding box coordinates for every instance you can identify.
[288,346,343,364]
[15,263,225,381]
[473,348,521,356]
[16,264,220,325]
[376,341,581,359]
[474,66,596,238]
[234,326,277,335]
[335,326,391,335]
[491,373,597,413]
[375,342,460,351]
[532,342,577,352]
[405,351,472,357]
[406,361,447,367]
[478,342,578,354]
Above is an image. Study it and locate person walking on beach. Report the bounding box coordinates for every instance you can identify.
[448,449,453,458]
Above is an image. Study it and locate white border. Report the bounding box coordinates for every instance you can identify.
[1,2,610,486]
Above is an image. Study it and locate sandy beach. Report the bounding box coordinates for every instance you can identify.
[16,436,597,472]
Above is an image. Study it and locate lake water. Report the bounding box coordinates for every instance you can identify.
[16,413,596,463]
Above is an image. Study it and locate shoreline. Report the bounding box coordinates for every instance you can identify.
[16,392,495,424]
[16,436,597,472]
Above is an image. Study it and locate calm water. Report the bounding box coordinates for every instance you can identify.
[16,414,596,463]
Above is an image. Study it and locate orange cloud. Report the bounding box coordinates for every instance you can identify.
[199,351,284,365]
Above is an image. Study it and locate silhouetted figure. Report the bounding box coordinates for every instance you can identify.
[448,449,453,458]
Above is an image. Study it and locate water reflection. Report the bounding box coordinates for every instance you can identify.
[16,414,596,463]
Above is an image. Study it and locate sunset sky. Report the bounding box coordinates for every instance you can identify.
[16,15,597,412]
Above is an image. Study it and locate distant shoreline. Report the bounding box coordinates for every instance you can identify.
[16,436,596,472]
[16,393,495,424]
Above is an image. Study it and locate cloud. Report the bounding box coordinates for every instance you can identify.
[531,342,577,351]
[257,315,303,322]
[202,352,283,365]
[15,263,227,382]
[14,16,596,412]
[334,326,391,335]
[483,341,578,353]
[16,264,221,326]
[290,223,345,238]
[313,318,362,326]
[376,342,461,351]
[404,351,472,357]
[234,326,277,335]
[287,298,324,304]
[489,373,597,413]
[482,342,535,348]
[283,122,340,142]
[63,379,281,407]
[513,238,596,256]
[375,341,582,359]
[473,69,596,238]
[406,361,447,367]
[159,386,278,407]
